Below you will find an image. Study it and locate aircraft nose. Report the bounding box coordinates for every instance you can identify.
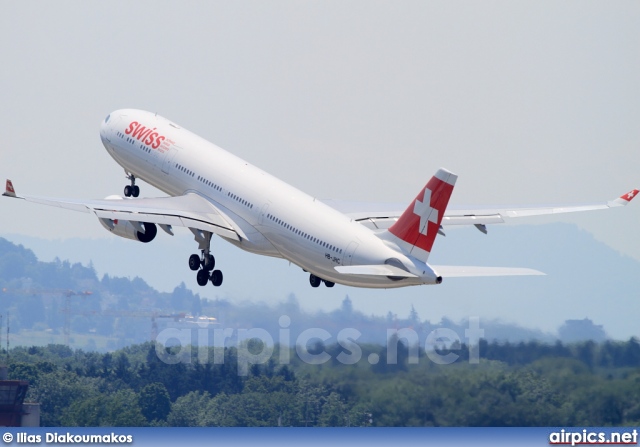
[100,112,122,143]
[100,113,111,139]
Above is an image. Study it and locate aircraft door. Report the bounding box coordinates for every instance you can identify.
[162,146,180,174]
[259,203,270,225]
[343,241,359,266]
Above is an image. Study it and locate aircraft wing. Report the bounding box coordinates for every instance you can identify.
[3,180,246,241]
[323,189,639,231]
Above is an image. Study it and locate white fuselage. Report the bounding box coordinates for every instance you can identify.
[99,109,435,288]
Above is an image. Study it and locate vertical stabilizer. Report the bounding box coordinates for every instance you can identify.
[387,168,457,263]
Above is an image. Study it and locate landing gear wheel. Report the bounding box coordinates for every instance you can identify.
[309,274,321,288]
[324,280,335,288]
[196,269,209,286]
[210,270,223,287]
[189,254,201,271]
[188,231,221,287]
[124,173,137,198]
[203,254,215,271]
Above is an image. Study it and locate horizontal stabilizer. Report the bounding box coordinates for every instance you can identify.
[335,265,418,278]
[433,265,545,277]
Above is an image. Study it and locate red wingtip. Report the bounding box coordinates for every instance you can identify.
[621,189,639,202]
[4,179,16,197]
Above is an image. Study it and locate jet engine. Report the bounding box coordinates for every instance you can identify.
[98,217,157,243]
[96,195,158,243]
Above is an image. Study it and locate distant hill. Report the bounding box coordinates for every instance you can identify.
[1,223,638,350]
[0,237,204,350]
[427,223,640,340]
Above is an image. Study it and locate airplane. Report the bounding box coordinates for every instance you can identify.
[3,109,638,289]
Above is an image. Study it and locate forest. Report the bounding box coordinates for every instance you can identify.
[5,337,640,427]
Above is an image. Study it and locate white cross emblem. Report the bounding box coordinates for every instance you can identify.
[627,191,636,200]
[413,188,438,236]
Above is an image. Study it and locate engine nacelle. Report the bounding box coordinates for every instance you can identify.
[97,195,158,243]
[98,218,157,243]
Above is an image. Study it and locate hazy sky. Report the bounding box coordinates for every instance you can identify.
[1,2,639,335]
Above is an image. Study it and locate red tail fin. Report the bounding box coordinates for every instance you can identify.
[388,168,457,262]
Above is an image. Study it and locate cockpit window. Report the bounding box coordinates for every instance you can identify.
[104,114,111,123]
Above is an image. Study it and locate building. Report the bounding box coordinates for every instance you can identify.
[0,367,40,427]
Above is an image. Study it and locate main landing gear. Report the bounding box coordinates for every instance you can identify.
[309,274,334,288]
[189,229,223,287]
[123,173,140,197]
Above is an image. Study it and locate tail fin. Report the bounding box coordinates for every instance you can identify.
[387,168,457,263]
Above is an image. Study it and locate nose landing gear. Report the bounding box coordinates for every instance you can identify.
[124,173,140,197]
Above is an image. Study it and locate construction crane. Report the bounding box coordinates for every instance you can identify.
[2,288,93,346]
[65,309,186,341]
[1,288,202,346]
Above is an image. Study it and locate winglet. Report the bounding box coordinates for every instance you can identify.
[3,180,16,198]
[611,189,639,206]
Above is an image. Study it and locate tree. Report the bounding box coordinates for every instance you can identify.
[166,391,213,427]
[170,282,200,312]
[408,305,420,327]
[139,383,172,423]
[29,370,100,426]
[61,389,147,427]
[624,337,640,367]
[319,392,347,426]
